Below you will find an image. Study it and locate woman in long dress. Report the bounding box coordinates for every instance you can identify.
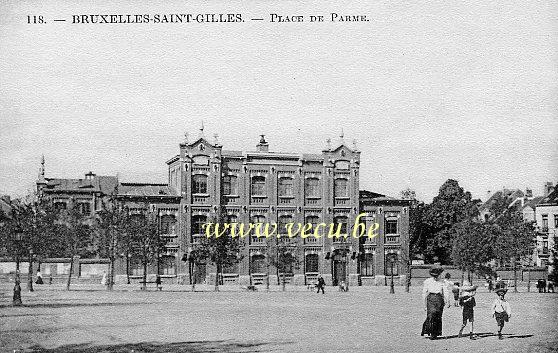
[421,266,448,340]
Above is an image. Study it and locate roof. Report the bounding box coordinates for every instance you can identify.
[43,175,118,195]
[117,183,179,198]
[479,189,525,212]
[538,187,558,207]
[359,190,410,206]
[523,196,544,210]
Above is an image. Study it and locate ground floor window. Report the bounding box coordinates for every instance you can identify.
[305,254,319,273]
[361,253,374,276]
[251,254,266,273]
[160,255,176,275]
[385,253,399,276]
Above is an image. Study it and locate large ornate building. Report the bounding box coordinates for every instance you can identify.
[34,131,410,286]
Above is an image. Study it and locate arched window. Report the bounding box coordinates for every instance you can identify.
[279,253,295,274]
[334,178,348,198]
[304,178,320,198]
[251,176,266,196]
[305,254,319,273]
[191,215,207,235]
[251,254,266,273]
[192,174,208,194]
[278,177,294,197]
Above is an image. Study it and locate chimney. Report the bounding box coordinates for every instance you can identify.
[85,171,96,181]
[525,188,533,198]
[256,135,269,152]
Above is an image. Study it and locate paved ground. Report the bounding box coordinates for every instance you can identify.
[0,283,556,353]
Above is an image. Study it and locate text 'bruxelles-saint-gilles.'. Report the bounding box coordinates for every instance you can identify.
[72,14,244,24]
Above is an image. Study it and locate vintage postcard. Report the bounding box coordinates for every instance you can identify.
[1,1,557,352]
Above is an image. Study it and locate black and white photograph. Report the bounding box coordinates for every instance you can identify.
[0,1,557,352]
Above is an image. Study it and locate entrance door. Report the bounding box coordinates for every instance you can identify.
[332,253,347,286]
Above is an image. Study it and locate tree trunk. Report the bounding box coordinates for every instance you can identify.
[191,264,196,292]
[513,263,518,293]
[27,254,34,292]
[108,256,115,291]
[15,257,20,282]
[405,261,411,293]
[142,260,147,291]
[126,253,130,284]
[66,259,74,291]
[214,263,220,292]
[281,267,286,292]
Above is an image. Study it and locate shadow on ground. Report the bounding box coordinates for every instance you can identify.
[434,332,534,340]
[1,302,150,309]
[26,340,286,353]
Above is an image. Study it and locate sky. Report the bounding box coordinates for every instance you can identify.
[1,1,557,202]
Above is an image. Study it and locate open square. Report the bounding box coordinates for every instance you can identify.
[1,284,557,352]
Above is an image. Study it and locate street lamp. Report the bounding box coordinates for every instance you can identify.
[389,255,395,294]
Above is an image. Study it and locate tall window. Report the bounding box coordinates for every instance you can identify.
[304,216,319,243]
[191,215,207,235]
[305,254,319,273]
[160,255,176,275]
[305,178,320,198]
[251,254,266,273]
[385,219,398,234]
[278,177,294,197]
[160,215,176,234]
[250,215,266,244]
[334,179,348,198]
[361,253,374,276]
[333,216,349,235]
[192,174,208,194]
[77,202,91,215]
[251,176,266,196]
[222,175,237,195]
[278,215,293,234]
[385,254,399,276]
[542,214,548,230]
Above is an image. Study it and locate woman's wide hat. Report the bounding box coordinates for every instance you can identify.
[429,266,444,276]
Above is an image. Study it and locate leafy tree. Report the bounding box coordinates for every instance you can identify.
[451,220,496,282]
[493,209,536,292]
[57,199,94,291]
[268,238,300,291]
[95,197,131,290]
[129,210,164,291]
[197,213,243,292]
[423,180,479,264]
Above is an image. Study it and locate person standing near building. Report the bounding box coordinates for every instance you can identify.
[316,274,325,294]
[458,281,477,339]
[35,270,44,285]
[421,266,447,340]
[443,273,454,308]
[492,288,512,340]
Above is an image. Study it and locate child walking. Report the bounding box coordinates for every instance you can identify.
[458,281,477,339]
[452,282,460,307]
[492,288,512,339]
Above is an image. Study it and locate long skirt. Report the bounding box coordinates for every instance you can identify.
[421,293,444,338]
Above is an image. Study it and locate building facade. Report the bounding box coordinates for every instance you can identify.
[33,132,410,286]
[534,185,557,270]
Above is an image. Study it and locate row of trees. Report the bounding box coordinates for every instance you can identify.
[0,194,165,291]
[405,179,538,290]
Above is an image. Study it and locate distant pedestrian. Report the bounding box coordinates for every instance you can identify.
[421,266,447,340]
[452,282,460,307]
[49,274,53,285]
[156,274,162,291]
[487,277,494,292]
[35,271,44,285]
[458,281,478,339]
[13,279,22,306]
[101,271,107,286]
[548,280,555,293]
[316,274,325,294]
[492,288,512,340]
[537,279,545,293]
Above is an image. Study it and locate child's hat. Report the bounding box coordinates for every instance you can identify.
[461,280,477,292]
[495,287,508,295]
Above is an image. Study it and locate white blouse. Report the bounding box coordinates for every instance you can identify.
[422,277,449,302]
